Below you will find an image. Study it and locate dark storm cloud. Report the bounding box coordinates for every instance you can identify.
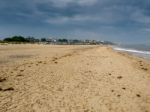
[0,0,149,25]
[0,0,150,43]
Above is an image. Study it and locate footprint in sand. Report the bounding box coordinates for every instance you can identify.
[3,87,14,91]
[52,57,58,61]
[43,62,47,64]
[122,87,126,90]
[117,76,123,79]
[38,61,42,64]
[141,67,148,71]
[54,57,58,60]
[117,94,121,97]
[140,64,143,67]
[111,90,114,92]
[0,77,6,82]
[20,69,24,72]
[108,73,112,76]
[54,61,58,64]
[138,61,148,71]
[84,71,92,73]
[0,87,14,92]
[17,74,23,77]
[136,94,141,97]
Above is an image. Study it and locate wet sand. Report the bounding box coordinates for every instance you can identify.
[0,44,150,112]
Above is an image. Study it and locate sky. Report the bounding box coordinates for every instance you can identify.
[0,0,150,44]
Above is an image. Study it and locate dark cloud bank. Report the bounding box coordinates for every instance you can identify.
[0,0,150,44]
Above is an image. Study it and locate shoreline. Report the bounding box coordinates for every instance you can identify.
[112,45,150,60]
[111,47,150,74]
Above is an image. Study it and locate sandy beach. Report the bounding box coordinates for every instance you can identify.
[0,44,150,112]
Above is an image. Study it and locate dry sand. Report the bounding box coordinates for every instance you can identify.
[0,44,150,112]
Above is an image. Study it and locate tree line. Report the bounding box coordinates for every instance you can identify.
[0,35,115,45]
[2,36,39,43]
[1,36,73,43]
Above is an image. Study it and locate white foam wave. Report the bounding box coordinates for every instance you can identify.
[114,47,150,55]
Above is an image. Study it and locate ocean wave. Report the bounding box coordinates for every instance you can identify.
[113,47,150,60]
[113,47,150,55]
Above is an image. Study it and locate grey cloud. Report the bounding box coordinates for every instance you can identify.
[0,0,150,43]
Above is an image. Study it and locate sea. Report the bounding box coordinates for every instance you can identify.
[112,44,150,60]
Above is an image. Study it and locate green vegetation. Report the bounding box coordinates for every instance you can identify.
[3,36,28,42]
[1,36,39,43]
[41,38,46,42]
[58,39,68,43]
[0,35,115,45]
